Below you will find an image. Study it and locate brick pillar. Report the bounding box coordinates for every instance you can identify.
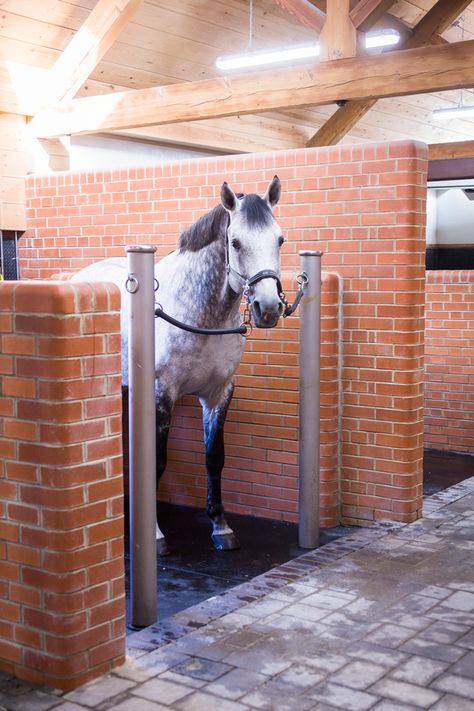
[0,281,125,690]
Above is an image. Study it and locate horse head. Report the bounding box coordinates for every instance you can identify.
[221,175,284,328]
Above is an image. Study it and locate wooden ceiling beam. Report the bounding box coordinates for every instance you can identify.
[46,0,144,104]
[307,97,378,147]
[274,0,397,38]
[350,0,397,33]
[29,39,474,139]
[274,0,325,34]
[402,0,473,49]
[306,0,473,147]
[304,0,400,32]
[428,141,474,161]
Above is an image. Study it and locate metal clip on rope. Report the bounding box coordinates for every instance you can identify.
[281,272,308,317]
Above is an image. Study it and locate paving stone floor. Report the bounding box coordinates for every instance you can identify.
[1,477,473,710]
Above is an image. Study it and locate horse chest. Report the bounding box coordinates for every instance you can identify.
[156,331,244,404]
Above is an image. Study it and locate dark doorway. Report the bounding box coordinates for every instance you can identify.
[423,448,473,496]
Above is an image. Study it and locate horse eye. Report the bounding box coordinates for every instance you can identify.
[232,239,241,251]
[278,235,285,247]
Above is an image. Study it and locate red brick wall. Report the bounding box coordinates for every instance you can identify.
[0,281,125,690]
[23,140,427,525]
[425,270,474,453]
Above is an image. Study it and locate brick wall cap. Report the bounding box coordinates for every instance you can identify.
[388,140,428,160]
[10,281,120,315]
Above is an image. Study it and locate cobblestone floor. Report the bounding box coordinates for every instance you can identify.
[1,477,473,711]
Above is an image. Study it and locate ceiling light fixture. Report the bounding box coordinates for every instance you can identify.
[216,30,400,72]
[216,43,320,71]
[432,105,474,121]
[365,30,400,49]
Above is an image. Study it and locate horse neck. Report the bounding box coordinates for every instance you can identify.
[182,239,241,323]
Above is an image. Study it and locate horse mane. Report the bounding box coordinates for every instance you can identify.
[178,203,230,253]
[178,192,273,253]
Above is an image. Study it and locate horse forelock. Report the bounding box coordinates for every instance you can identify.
[239,193,273,228]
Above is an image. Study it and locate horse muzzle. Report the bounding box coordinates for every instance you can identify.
[243,269,284,328]
[250,294,284,328]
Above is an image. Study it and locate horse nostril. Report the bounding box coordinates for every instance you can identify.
[252,300,262,319]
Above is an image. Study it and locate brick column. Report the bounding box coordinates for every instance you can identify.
[0,281,125,690]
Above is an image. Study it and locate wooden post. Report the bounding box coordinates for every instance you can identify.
[319,0,358,61]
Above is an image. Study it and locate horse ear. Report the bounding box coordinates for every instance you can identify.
[221,181,239,213]
[263,175,281,207]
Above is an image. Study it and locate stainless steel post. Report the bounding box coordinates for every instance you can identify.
[126,245,157,627]
[298,250,322,549]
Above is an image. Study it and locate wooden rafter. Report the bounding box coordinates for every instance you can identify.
[350,0,397,33]
[402,0,472,49]
[275,0,397,37]
[46,0,143,104]
[307,0,473,147]
[306,97,378,147]
[274,0,325,33]
[29,39,474,139]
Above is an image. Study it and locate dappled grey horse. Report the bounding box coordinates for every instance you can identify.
[72,176,285,553]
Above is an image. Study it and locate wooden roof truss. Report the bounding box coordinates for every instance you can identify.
[19,0,474,160]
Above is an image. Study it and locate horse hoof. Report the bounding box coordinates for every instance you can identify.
[212,532,240,551]
[157,538,171,556]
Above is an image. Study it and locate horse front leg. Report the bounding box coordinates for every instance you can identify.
[201,383,239,551]
[155,389,174,556]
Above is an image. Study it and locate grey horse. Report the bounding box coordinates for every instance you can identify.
[72,176,284,553]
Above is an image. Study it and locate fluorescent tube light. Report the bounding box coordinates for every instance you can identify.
[216,44,320,71]
[365,29,400,49]
[216,30,400,72]
[432,105,474,120]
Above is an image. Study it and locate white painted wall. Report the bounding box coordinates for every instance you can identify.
[28,133,224,174]
[426,189,437,245]
[69,134,221,170]
[435,188,474,245]
[427,186,474,246]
